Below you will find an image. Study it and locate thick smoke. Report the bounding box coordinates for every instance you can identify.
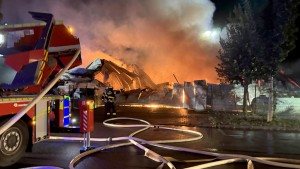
[2,0,219,84]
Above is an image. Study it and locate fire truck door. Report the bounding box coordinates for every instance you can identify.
[35,100,48,141]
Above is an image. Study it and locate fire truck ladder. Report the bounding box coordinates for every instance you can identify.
[0,49,81,136]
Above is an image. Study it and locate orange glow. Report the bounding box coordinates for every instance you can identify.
[138,93,142,100]
[50,0,220,85]
[81,47,219,85]
[182,89,185,108]
[179,108,188,115]
[119,104,182,109]
[68,26,74,34]
[142,52,219,84]
[81,47,125,68]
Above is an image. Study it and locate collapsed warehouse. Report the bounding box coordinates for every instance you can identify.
[55,57,300,116]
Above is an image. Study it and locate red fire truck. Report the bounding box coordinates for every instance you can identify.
[0,12,82,167]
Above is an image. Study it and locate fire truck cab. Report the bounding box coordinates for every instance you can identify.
[0,95,64,166]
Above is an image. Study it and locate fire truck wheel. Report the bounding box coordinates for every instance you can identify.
[0,119,29,167]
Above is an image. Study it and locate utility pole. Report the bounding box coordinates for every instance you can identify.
[173,74,180,84]
[267,77,274,122]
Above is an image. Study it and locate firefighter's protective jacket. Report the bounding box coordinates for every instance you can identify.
[101,87,124,103]
[101,89,116,103]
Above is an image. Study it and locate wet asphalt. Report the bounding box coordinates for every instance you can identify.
[4,106,300,169]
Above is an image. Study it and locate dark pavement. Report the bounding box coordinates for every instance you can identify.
[4,106,300,169]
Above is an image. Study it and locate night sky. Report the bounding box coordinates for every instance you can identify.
[211,0,300,63]
[211,0,268,27]
[212,0,300,85]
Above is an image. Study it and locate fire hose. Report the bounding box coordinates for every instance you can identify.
[58,117,300,169]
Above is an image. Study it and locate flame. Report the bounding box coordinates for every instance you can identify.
[82,47,219,85]
[68,26,74,34]
[120,104,182,109]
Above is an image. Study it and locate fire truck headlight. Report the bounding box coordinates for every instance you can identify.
[72,118,77,123]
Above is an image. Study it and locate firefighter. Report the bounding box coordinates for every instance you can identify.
[101,86,117,117]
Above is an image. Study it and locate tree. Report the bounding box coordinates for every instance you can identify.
[257,0,300,121]
[258,0,299,70]
[281,0,300,63]
[216,0,300,119]
[216,0,271,116]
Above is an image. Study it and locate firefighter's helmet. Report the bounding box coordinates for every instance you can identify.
[105,86,114,93]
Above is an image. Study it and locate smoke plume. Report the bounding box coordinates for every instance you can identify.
[2,0,219,84]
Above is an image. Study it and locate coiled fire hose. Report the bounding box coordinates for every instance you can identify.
[53,117,300,169]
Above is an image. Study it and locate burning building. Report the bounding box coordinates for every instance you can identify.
[95,60,156,91]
